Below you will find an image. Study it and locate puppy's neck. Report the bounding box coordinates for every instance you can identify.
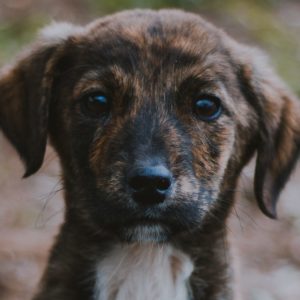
[94,243,194,300]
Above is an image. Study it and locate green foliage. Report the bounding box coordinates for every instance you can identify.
[0,16,48,64]
[87,0,197,12]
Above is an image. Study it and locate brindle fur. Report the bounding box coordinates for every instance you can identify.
[1,9,300,300]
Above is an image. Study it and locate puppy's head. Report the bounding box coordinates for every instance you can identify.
[1,10,300,242]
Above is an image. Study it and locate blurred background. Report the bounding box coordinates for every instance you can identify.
[0,0,299,299]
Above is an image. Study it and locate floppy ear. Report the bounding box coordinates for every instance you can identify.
[0,23,82,177]
[234,45,300,218]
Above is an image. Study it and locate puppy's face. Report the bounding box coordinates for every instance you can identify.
[50,13,242,242]
[1,10,300,242]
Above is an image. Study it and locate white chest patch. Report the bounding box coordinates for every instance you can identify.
[94,243,194,300]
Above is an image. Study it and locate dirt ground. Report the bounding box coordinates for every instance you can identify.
[0,1,300,300]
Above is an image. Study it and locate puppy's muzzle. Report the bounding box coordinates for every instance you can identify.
[128,165,173,205]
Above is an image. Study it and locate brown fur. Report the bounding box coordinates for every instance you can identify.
[1,9,300,300]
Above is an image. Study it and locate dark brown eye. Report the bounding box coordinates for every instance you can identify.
[193,96,222,121]
[81,93,110,118]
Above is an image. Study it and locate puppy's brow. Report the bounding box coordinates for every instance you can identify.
[180,76,220,90]
[73,67,128,98]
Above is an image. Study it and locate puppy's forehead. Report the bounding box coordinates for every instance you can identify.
[76,10,221,67]
[87,10,217,41]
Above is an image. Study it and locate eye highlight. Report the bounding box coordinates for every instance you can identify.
[81,93,110,118]
[193,96,222,121]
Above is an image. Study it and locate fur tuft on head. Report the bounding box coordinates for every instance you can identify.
[39,22,84,44]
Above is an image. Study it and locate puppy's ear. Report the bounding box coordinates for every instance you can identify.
[233,43,300,218]
[0,23,82,177]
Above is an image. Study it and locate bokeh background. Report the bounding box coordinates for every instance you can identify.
[0,0,300,299]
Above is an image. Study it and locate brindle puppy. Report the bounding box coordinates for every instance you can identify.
[1,9,300,300]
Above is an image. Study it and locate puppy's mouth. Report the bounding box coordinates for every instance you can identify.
[117,220,171,243]
[92,191,204,242]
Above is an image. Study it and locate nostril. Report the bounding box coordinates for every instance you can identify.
[155,177,171,191]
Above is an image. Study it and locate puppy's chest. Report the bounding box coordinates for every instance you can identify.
[94,244,194,300]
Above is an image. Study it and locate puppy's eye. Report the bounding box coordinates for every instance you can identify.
[193,96,222,121]
[81,93,110,118]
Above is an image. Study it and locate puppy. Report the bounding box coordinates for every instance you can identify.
[1,9,300,300]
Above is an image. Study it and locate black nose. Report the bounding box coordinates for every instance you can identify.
[128,165,173,205]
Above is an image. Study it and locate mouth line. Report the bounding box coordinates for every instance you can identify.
[124,218,165,228]
[120,221,170,243]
